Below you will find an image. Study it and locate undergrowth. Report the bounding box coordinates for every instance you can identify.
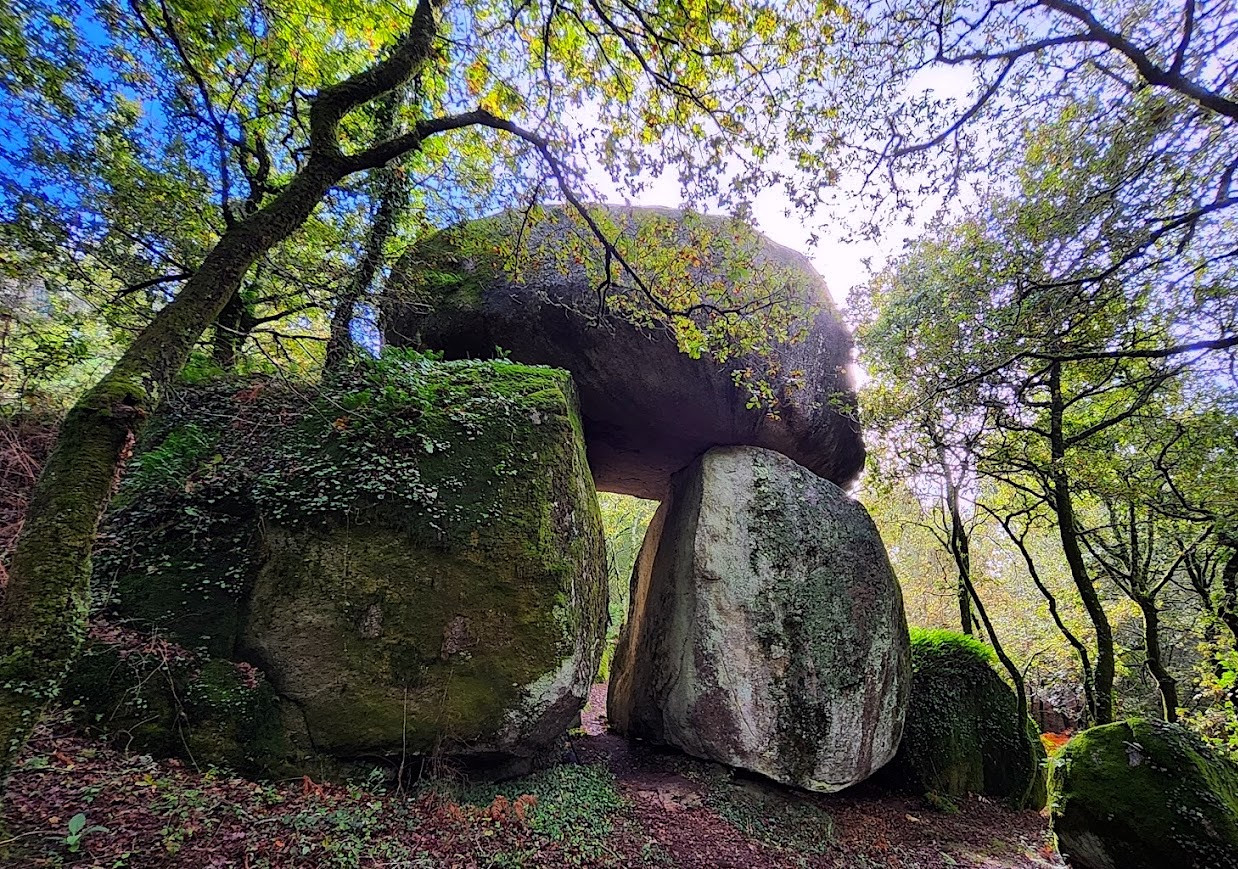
[672,757,834,856]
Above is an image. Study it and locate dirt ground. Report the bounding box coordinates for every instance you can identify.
[0,684,1063,868]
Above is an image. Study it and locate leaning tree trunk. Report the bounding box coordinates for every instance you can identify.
[963,575,1038,808]
[0,158,344,782]
[0,0,442,788]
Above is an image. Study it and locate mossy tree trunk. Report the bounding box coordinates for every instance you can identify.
[0,0,445,787]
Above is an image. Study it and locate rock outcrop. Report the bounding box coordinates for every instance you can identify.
[1049,718,1238,869]
[72,355,608,777]
[381,206,864,500]
[606,446,909,792]
[879,628,1047,808]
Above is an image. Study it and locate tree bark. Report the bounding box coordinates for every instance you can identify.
[1048,362,1116,724]
[1134,593,1178,722]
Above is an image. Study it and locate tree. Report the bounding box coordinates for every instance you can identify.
[0,0,856,784]
[860,379,983,635]
[853,146,1237,722]
[826,0,1236,337]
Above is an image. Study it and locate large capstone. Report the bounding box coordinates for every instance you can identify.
[381,205,864,500]
[606,446,909,792]
[72,356,608,777]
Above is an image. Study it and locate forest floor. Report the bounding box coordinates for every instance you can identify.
[0,684,1063,868]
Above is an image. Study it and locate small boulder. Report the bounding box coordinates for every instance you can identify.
[880,628,1047,808]
[382,206,864,499]
[76,354,608,777]
[1049,718,1238,869]
[607,446,909,792]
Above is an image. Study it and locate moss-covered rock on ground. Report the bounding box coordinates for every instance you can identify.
[880,628,1047,808]
[75,351,609,777]
[62,626,290,773]
[1048,717,1238,869]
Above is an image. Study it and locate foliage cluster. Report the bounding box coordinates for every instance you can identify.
[595,493,658,681]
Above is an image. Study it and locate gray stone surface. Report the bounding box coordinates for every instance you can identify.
[607,446,910,792]
[381,206,864,500]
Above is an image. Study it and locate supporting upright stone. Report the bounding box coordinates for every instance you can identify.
[608,446,910,792]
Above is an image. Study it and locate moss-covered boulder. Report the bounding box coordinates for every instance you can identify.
[382,205,864,500]
[881,628,1047,808]
[1049,718,1238,869]
[607,446,910,792]
[76,352,608,777]
[63,627,291,773]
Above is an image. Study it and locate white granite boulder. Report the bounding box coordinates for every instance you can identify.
[607,446,909,791]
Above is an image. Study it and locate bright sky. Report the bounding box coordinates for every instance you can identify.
[583,66,975,310]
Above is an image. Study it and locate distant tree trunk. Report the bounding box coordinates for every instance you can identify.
[212,291,255,370]
[993,509,1097,724]
[325,95,406,372]
[1134,592,1178,722]
[948,496,974,636]
[0,0,443,784]
[963,574,1038,808]
[1048,362,1115,724]
[1218,537,1238,643]
[937,441,974,635]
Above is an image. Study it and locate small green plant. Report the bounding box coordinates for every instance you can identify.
[62,812,107,853]
[445,762,626,861]
[923,790,960,814]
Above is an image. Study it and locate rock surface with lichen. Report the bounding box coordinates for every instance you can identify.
[879,628,1047,808]
[70,353,608,777]
[1049,718,1238,869]
[606,445,909,792]
[381,205,864,500]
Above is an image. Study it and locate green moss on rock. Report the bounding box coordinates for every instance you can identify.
[1049,718,1238,869]
[76,351,608,776]
[881,628,1046,808]
[62,632,291,774]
